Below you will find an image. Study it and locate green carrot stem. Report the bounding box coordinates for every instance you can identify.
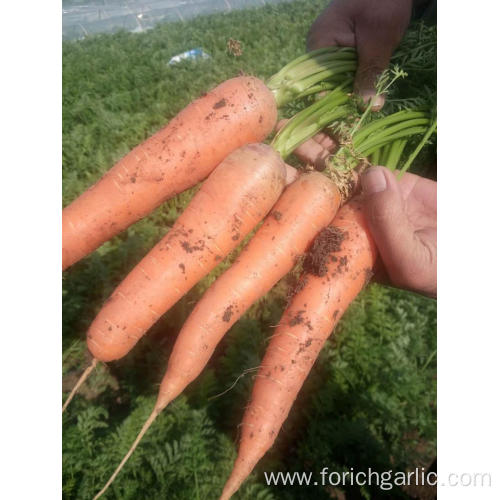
[295,63,356,86]
[273,88,346,146]
[280,106,349,158]
[385,139,408,170]
[295,76,353,100]
[355,118,430,153]
[272,89,350,158]
[352,110,428,147]
[379,143,392,166]
[283,61,356,87]
[267,47,356,87]
[267,47,350,83]
[294,81,337,99]
[398,119,437,177]
[370,148,381,166]
[272,63,357,106]
[359,127,429,156]
[274,103,350,158]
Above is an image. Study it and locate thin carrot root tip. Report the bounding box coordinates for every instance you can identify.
[93,409,160,500]
[62,358,98,413]
[219,473,243,500]
[219,201,378,498]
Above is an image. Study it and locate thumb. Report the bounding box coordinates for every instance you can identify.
[360,167,417,286]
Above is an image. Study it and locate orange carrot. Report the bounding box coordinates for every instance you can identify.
[62,76,277,270]
[158,172,339,408]
[92,172,340,498]
[87,143,286,363]
[220,200,377,500]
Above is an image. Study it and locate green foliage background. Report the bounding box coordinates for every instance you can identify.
[62,1,437,498]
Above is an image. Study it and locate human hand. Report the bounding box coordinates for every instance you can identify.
[360,166,436,298]
[307,0,413,110]
[281,125,436,298]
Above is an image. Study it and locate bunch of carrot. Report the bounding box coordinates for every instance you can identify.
[62,47,355,271]
[62,47,435,499]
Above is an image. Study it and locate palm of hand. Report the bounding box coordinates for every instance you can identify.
[288,132,437,297]
[393,172,436,296]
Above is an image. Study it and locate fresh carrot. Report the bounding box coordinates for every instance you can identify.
[220,200,377,500]
[86,143,286,363]
[93,172,341,498]
[159,172,339,407]
[63,86,353,413]
[62,76,277,270]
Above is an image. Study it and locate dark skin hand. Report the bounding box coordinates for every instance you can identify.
[307,0,413,110]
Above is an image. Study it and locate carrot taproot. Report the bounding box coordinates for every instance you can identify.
[63,86,351,412]
[87,143,286,363]
[220,200,377,500]
[92,172,340,498]
[158,172,339,407]
[62,76,277,270]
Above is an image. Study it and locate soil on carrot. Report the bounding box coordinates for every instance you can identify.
[290,310,305,326]
[222,305,234,322]
[303,226,346,277]
[272,210,282,221]
[181,240,206,253]
[296,337,313,355]
[213,98,226,109]
[286,275,308,303]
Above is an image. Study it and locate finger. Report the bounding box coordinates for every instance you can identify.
[293,140,332,171]
[354,1,412,110]
[313,131,337,151]
[354,36,393,111]
[275,118,289,133]
[360,166,423,288]
[284,164,299,185]
[276,120,338,170]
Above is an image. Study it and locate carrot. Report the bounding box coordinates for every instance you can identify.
[62,76,277,270]
[63,86,353,412]
[93,172,340,498]
[159,172,339,406]
[86,143,286,363]
[220,200,377,500]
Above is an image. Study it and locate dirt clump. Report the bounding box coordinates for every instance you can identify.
[303,226,346,277]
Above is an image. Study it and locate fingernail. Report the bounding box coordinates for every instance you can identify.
[358,92,385,112]
[361,167,387,194]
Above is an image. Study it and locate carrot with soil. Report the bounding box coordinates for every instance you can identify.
[62,49,359,271]
[220,200,377,500]
[62,76,277,270]
[62,144,286,411]
[63,85,355,412]
[85,87,352,363]
[160,172,340,409]
[87,144,286,362]
[93,171,341,497]
[91,87,358,493]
